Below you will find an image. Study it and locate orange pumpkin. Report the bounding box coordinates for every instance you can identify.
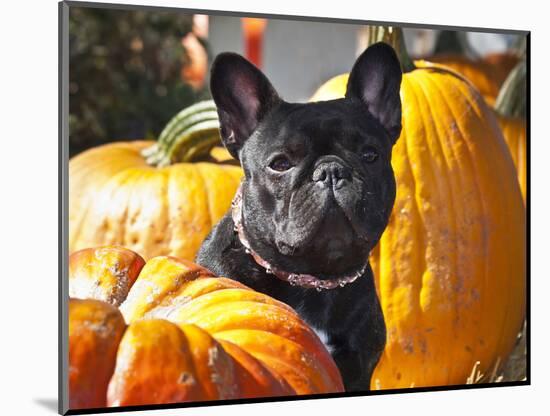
[311,27,525,389]
[68,246,343,410]
[428,52,519,106]
[69,101,243,261]
[494,60,527,202]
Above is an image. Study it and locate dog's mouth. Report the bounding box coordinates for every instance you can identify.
[276,185,368,249]
[232,183,370,289]
[275,197,369,273]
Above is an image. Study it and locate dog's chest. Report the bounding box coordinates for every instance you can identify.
[309,324,335,354]
[293,299,337,355]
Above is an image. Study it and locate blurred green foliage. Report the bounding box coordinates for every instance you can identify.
[69,7,210,156]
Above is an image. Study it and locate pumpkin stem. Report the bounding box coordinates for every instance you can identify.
[142,100,222,167]
[365,26,416,73]
[433,30,478,59]
[494,60,526,118]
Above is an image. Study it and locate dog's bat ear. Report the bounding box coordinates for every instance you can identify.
[210,53,281,159]
[346,42,403,143]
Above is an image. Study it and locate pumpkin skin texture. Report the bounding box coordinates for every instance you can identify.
[311,61,525,389]
[68,246,343,409]
[69,246,146,306]
[69,141,242,261]
[496,116,526,202]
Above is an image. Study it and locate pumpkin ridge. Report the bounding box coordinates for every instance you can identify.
[135,168,168,254]
[249,347,336,394]
[425,73,488,378]
[141,288,281,323]
[418,73,472,333]
[103,168,142,250]
[216,339,295,396]
[161,165,185,259]
[119,174,140,252]
[201,162,241,219]
[182,301,328,357]
[178,324,240,400]
[419,72,483,383]
[402,75,435,313]
[214,329,337,393]
[182,300,298,327]
[171,164,211,260]
[456,80,517,379]
[169,277,251,304]
[246,352,316,394]
[384,120,428,318]
[120,256,210,322]
[410,71,460,302]
[432,73,505,379]
[473,121,520,378]
[107,319,206,405]
[414,71,461,268]
[139,169,162,255]
[148,287,296,321]
[164,167,178,256]
[69,299,127,409]
[375,102,420,385]
[438,82,489,380]
[174,324,211,400]
[196,164,214,233]
[403,73,448,382]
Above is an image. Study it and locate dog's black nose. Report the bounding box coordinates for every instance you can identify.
[312,161,352,189]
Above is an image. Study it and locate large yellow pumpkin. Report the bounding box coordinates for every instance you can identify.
[69,101,243,261]
[68,246,343,410]
[311,27,525,389]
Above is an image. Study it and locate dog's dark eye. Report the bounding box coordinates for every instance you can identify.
[269,156,293,172]
[362,148,378,163]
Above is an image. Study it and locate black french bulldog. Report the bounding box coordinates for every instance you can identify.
[196,42,402,392]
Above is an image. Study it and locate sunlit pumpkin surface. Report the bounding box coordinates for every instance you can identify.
[68,246,343,409]
[311,61,525,389]
[69,142,242,261]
